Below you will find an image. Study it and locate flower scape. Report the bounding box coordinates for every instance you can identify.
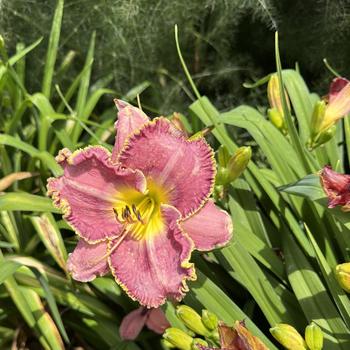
[47,100,233,308]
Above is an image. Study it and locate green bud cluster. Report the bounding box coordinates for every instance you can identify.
[162,306,220,349]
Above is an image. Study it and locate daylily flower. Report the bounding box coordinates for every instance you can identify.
[198,321,269,350]
[308,77,350,149]
[47,100,232,307]
[319,165,350,211]
[322,77,350,131]
[119,307,170,340]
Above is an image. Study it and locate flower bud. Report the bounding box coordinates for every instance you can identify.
[310,100,327,137]
[216,147,251,186]
[176,305,210,336]
[161,339,176,349]
[191,338,208,350]
[267,74,291,114]
[267,108,285,132]
[201,310,218,331]
[217,145,230,167]
[226,147,251,182]
[305,322,324,350]
[163,328,193,350]
[307,100,337,149]
[336,262,350,293]
[270,324,307,350]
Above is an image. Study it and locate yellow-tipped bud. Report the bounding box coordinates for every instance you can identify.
[176,305,210,337]
[161,339,176,349]
[201,309,218,331]
[270,324,307,350]
[226,146,252,182]
[216,146,251,185]
[307,100,338,149]
[217,145,230,167]
[305,322,324,350]
[267,74,291,114]
[268,108,285,130]
[310,100,327,137]
[192,338,208,350]
[163,328,193,350]
[267,107,288,135]
[336,262,350,293]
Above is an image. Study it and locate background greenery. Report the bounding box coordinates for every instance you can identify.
[1,0,350,113]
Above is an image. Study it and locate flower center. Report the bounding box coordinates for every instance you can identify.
[113,179,169,240]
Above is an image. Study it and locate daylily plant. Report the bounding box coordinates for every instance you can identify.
[47,100,232,307]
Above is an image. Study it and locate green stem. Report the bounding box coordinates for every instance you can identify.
[275,32,313,174]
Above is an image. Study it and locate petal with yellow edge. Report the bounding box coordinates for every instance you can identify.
[108,205,195,308]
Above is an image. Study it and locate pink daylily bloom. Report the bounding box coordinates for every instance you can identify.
[47,100,232,308]
[320,165,350,211]
[321,77,350,132]
[119,307,170,340]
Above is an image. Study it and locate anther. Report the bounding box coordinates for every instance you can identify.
[136,210,144,224]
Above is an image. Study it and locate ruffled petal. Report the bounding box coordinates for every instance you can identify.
[118,117,215,218]
[47,146,147,242]
[145,308,170,334]
[320,165,350,210]
[108,205,196,308]
[119,307,148,340]
[180,199,232,251]
[67,239,109,282]
[111,99,149,161]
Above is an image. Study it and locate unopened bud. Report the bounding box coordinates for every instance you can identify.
[191,338,208,350]
[216,146,251,185]
[267,74,290,114]
[201,310,218,331]
[336,262,350,293]
[307,100,337,149]
[305,322,323,350]
[163,328,193,350]
[268,108,285,130]
[161,339,176,349]
[270,324,307,350]
[310,100,327,138]
[226,146,251,182]
[176,305,210,336]
[217,145,230,167]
